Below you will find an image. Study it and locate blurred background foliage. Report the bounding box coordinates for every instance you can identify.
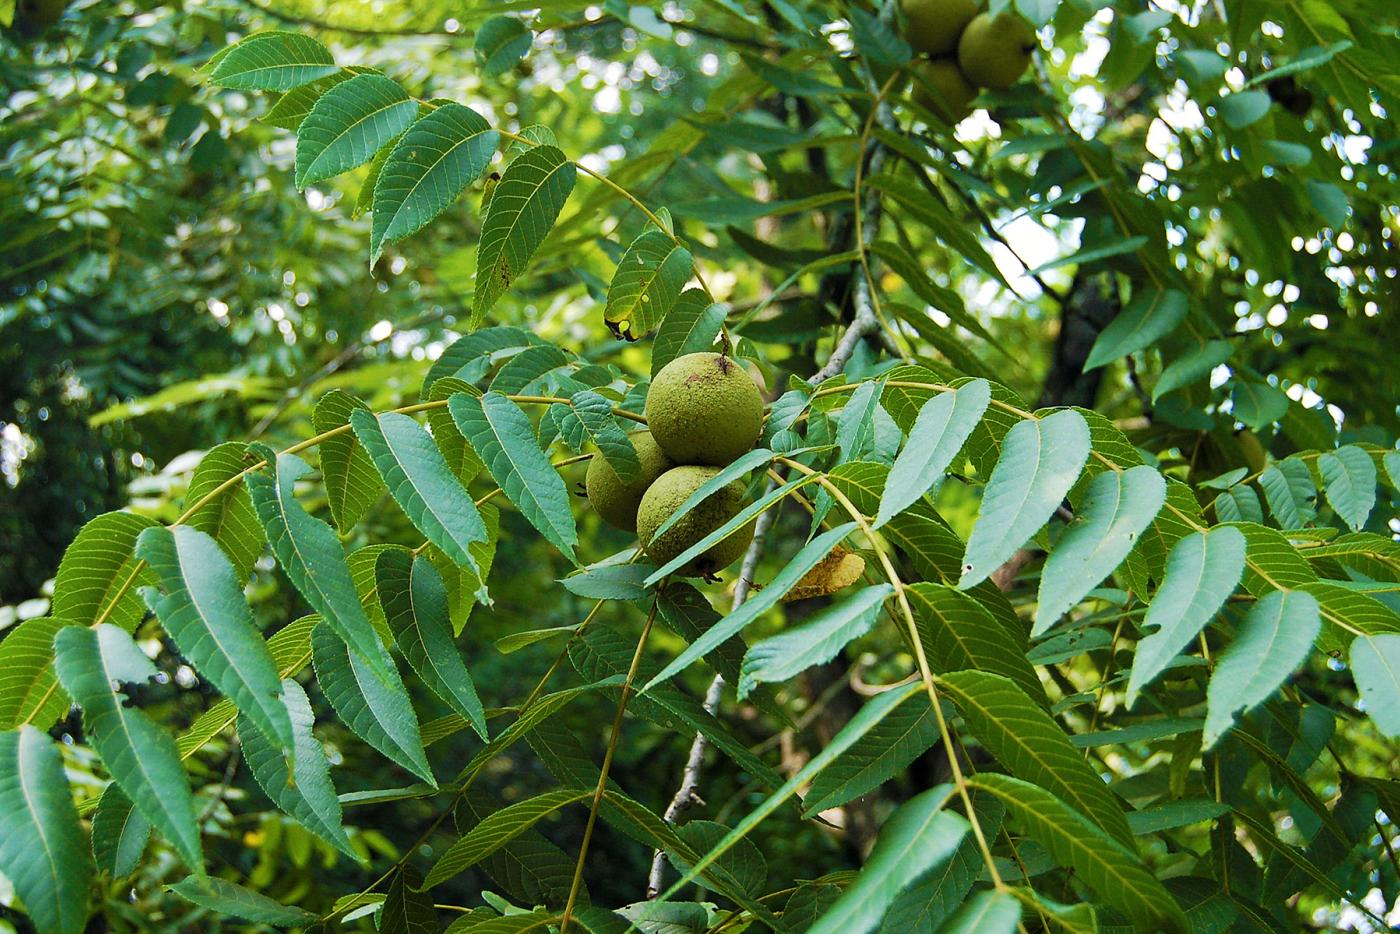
[1,0,1397,929]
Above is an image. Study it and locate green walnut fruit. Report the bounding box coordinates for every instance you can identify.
[585,430,674,532]
[645,352,764,467]
[637,466,755,576]
[912,59,978,124]
[901,0,979,57]
[957,12,1037,90]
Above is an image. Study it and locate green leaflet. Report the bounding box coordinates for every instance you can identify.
[53,509,158,632]
[371,102,499,263]
[244,444,394,684]
[209,33,337,91]
[377,550,488,740]
[92,783,150,878]
[737,584,892,698]
[933,890,1022,933]
[967,773,1189,933]
[1084,287,1189,370]
[473,144,577,325]
[604,228,693,340]
[167,876,316,926]
[423,788,592,889]
[53,625,204,874]
[876,379,990,529]
[905,583,1043,703]
[1033,465,1166,636]
[238,678,355,858]
[176,615,318,760]
[350,409,489,594]
[959,409,1091,589]
[569,389,640,483]
[449,392,579,563]
[455,788,577,909]
[312,389,384,534]
[0,726,93,934]
[937,669,1133,846]
[1318,445,1376,532]
[310,621,435,786]
[1153,340,1233,401]
[809,786,968,934]
[475,16,533,77]
[183,441,264,581]
[652,288,726,375]
[1204,590,1321,748]
[1349,634,1400,738]
[642,522,859,692]
[295,73,417,189]
[0,615,76,730]
[802,697,941,816]
[381,866,438,932]
[136,525,293,753]
[1127,526,1246,707]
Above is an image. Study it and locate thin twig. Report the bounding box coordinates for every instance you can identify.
[559,600,659,932]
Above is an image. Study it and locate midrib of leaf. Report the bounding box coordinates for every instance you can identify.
[477,400,574,552]
[15,738,65,923]
[377,416,474,555]
[178,640,313,764]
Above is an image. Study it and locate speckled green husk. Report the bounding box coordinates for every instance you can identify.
[585,430,674,532]
[637,466,755,576]
[644,352,764,467]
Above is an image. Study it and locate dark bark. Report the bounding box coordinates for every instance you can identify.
[1036,269,1122,410]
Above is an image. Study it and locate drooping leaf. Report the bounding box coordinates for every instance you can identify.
[210,33,337,91]
[938,669,1133,846]
[475,16,534,77]
[52,510,157,632]
[0,726,93,934]
[295,73,418,189]
[244,445,393,683]
[381,865,438,934]
[310,621,435,785]
[809,786,968,934]
[423,788,592,889]
[876,379,989,528]
[569,390,640,483]
[1033,465,1166,636]
[642,522,859,691]
[1153,340,1233,401]
[136,525,292,751]
[371,102,500,263]
[967,773,1189,933]
[92,783,150,878]
[350,410,489,592]
[1350,634,1400,738]
[53,625,203,873]
[0,615,76,730]
[473,145,577,324]
[167,876,317,926]
[377,550,488,740]
[1204,590,1321,748]
[933,890,1022,933]
[1318,445,1376,532]
[183,442,264,581]
[604,229,693,340]
[1258,459,1316,529]
[455,788,577,909]
[1127,526,1247,707]
[449,392,579,562]
[652,289,726,375]
[737,585,892,698]
[959,409,1091,589]
[1084,287,1189,370]
[312,390,384,534]
[802,697,942,816]
[239,679,355,857]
